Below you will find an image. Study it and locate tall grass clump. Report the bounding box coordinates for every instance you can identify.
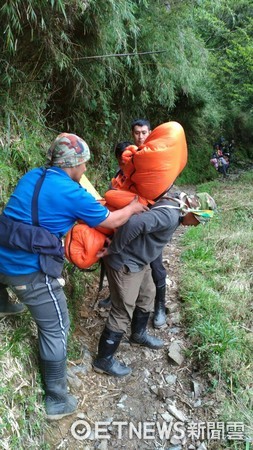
[180,170,253,441]
[0,86,54,209]
[0,310,50,448]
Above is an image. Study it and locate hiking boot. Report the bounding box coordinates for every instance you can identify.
[0,286,25,317]
[130,306,164,349]
[45,382,77,420]
[92,327,131,377]
[40,358,78,420]
[93,357,131,377]
[98,295,112,309]
[153,285,167,329]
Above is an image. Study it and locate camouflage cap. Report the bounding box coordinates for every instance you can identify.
[46,133,90,168]
[180,192,217,224]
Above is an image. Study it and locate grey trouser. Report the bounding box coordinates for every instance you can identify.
[0,271,69,361]
[105,263,156,333]
[150,252,166,288]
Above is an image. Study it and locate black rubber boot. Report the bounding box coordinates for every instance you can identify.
[130,306,164,349]
[153,285,167,329]
[98,295,112,309]
[40,358,77,420]
[93,327,131,377]
[0,285,25,318]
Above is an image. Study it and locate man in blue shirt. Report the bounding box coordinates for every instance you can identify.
[0,132,147,420]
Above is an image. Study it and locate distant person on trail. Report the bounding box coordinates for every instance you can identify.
[93,192,217,377]
[99,118,170,329]
[0,133,147,420]
[210,144,229,178]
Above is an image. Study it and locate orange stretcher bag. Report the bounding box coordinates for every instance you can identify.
[121,121,187,199]
[64,198,115,269]
[65,122,187,269]
[104,189,150,209]
[64,190,146,269]
[65,222,107,269]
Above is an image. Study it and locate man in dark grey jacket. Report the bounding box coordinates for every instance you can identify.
[93,194,181,377]
[93,191,216,378]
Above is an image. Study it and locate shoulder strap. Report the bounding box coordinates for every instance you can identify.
[31,169,47,226]
[152,196,185,211]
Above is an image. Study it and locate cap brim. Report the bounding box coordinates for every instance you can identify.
[192,209,214,223]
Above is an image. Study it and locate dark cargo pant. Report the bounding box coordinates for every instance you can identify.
[0,271,69,361]
[150,252,166,288]
[105,262,156,334]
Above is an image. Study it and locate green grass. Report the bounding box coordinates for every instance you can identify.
[0,133,252,448]
[180,171,253,445]
[0,314,50,448]
[0,266,92,448]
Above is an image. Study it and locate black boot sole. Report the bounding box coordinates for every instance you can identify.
[153,320,167,329]
[46,409,77,421]
[0,309,26,317]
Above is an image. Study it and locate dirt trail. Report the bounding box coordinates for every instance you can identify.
[45,187,222,450]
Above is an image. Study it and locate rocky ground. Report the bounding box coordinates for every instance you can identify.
[45,215,229,450]
[45,173,252,449]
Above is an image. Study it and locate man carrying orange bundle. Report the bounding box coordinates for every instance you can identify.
[100,119,174,329]
[93,191,217,377]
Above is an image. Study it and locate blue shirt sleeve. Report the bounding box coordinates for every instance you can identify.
[70,185,110,228]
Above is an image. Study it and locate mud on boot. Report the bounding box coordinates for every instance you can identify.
[45,385,77,420]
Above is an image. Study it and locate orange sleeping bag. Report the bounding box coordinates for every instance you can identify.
[121,121,187,199]
[104,190,150,209]
[65,222,107,269]
[64,191,146,269]
[65,121,187,269]
[65,200,115,269]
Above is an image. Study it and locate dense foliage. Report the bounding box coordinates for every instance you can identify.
[0,0,252,198]
[0,3,252,446]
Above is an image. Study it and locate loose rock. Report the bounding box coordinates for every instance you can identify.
[167,341,185,366]
[167,404,188,422]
